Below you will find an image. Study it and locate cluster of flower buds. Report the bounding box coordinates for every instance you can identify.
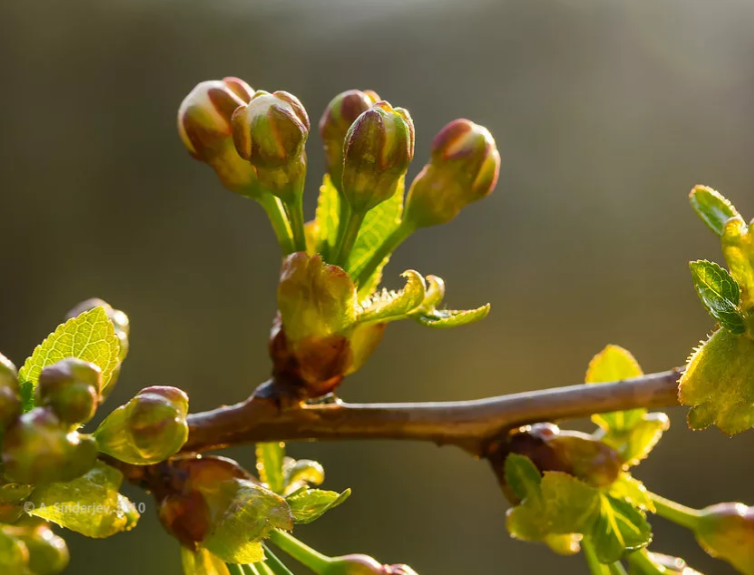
[0,518,69,575]
[94,386,189,465]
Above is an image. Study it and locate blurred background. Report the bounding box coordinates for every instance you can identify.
[2,0,754,573]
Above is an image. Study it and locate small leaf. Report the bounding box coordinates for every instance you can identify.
[256,443,286,495]
[202,480,293,564]
[18,307,121,411]
[181,548,231,575]
[28,461,139,538]
[590,494,652,564]
[412,304,490,329]
[721,218,754,308]
[586,345,645,433]
[504,454,542,502]
[689,185,741,237]
[313,175,341,259]
[286,488,351,524]
[283,459,325,495]
[689,260,746,334]
[609,473,655,513]
[357,270,426,324]
[679,328,754,434]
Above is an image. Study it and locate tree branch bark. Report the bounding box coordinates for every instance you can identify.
[181,368,682,457]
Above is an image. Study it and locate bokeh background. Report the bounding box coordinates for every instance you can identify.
[3,0,754,573]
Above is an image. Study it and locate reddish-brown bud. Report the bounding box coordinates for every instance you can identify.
[36,358,101,425]
[405,119,500,228]
[322,555,418,575]
[342,101,415,214]
[695,502,754,574]
[319,89,381,190]
[0,353,21,430]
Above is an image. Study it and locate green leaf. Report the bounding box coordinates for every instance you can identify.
[313,175,341,259]
[18,307,121,411]
[679,328,754,434]
[586,345,645,433]
[412,304,491,329]
[283,459,325,495]
[27,461,139,538]
[613,413,669,466]
[590,494,652,564]
[608,473,655,513]
[504,454,542,502]
[256,443,286,495]
[203,480,293,565]
[357,270,426,324]
[689,260,746,334]
[286,488,351,524]
[347,178,404,296]
[721,218,754,308]
[689,185,741,237]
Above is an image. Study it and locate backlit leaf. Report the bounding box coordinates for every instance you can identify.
[412,304,490,329]
[590,494,651,564]
[357,270,425,324]
[586,345,645,433]
[286,488,350,524]
[689,260,745,334]
[256,443,286,495]
[313,175,341,259]
[689,185,741,237]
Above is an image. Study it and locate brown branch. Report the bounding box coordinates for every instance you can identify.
[182,368,682,457]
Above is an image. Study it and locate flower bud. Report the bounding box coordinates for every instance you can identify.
[322,555,418,575]
[9,519,69,575]
[178,78,259,195]
[319,89,381,190]
[1,408,97,484]
[404,119,500,228]
[342,101,415,214]
[36,358,101,425]
[694,502,754,574]
[0,353,21,430]
[94,386,189,465]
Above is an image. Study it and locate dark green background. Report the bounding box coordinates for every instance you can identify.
[2,0,754,573]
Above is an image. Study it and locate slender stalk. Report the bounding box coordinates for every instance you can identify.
[242,565,260,575]
[226,564,246,575]
[285,196,308,253]
[258,194,295,255]
[582,539,610,575]
[608,561,628,575]
[331,206,366,267]
[627,551,662,573]
[269,530,330,574]
[255,562,276,575]
[354,220,415,287]
[263,545,296,575]
[649,493,701,531]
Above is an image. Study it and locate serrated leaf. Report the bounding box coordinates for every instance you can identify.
[504,454,542,502]
[680,328,754,434]
[28,461,139,538]
[586,345,645,433]
[689,260,746,334]
[609,473,655,513]
[286,488,350,524]
[202,480,293,564]
[689,185,741,237]
[313,175,341,259]
[18,307,121,411]
[347,179,404,296]
[721,218,754,308]
[412,304,490,329]
[256,443,286,495]
[357,270,426,324]
[181,548,231,575]
[590,494,652,564]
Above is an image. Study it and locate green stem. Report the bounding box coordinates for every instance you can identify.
[269,530,331,574]
[258,193,295,255]
[242,565,260,575]
[608,561,628,575]
[354,220,415,287]
[285,196,308,253]
[226,564,246,575]
[627,551,663,574]
[331,207,366,267]
[263,545,296,575]
[255,561,276,575]
[649,493,702,531]
[582,539,610,575]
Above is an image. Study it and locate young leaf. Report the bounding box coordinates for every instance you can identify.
[599,413,670,468]
[689,260,746,334]
[586,345,645,433]
[412,304,491,329]
[28,461,139,538]
[504,454,542,502]
[680,327,754,434]
[256,443,286,495]
[202,481,293,564]
[608,473,655,513]
[721,218,754,307]
[590,494,652,564]
[181,548,231,575]
[689,185,741,237]
[283,459,325,495]
[357,270,426,324]
[286,488,351,524]
[312,175,341,259]
[18,307,121,411]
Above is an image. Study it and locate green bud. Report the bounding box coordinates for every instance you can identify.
[36,358,101,425]
[341,101,415,214]
[178,77,259,195]
[0,353,21,430]
[322,555,418,575]
[694,502,754,574]
[2,408,97,484]
[232,90,310,204]
[319,89,381,190]
[95,386,189,465]
[404,119,500,228]
[9,520,69,575]
[0,528,28,573]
